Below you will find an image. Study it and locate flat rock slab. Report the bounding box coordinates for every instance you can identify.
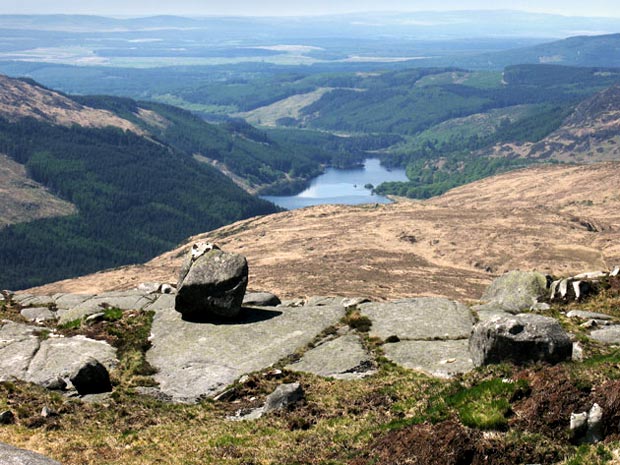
[146,304,345,402]
[567,310,613,321]
[0,321,117,388]
[286,334,375,380]
[20,307,56,322]
[12,294,55,307]
[52,293,94,311]
[0,442,61,465]
[382,339,474,378]
[58,290,156,324]
[359,298,474,340]
[590,326,620,345]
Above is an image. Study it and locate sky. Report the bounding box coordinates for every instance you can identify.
[2,0,620,18]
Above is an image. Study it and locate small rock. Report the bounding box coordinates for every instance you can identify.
[263,369,283,379]
[0,410,14,424]
[191,242,219,260]
[580,319,599,329]
[1,290,14,301]
[41,377,67,391]
[530,302,551,312]
[175,244,248,319]
[572,342,584,362]
[69,357,112,395]
[243,292,281,307]
[341,297,371,308]
[160,284,175,294]
[469,314,572,367]
[586,403,604,443]
[138,282,162,294]
[85,312,105,323]
[279,299,305,308]
[611,266,620,277]
[305,296,340,307]
[41,406,54,418]
[574,271,608,280]
[263,382,304,414]
[590,326,620,345]
[570,411,588,436]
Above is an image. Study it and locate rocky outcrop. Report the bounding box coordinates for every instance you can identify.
[12,289,164,325]
[175,243,248,319]
[0,321,117,392]
[550,268,619,302]
[469,314,572,367]
[0,442,62,465]
[146,301,345,402]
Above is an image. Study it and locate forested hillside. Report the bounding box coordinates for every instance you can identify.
[0,116,279,290]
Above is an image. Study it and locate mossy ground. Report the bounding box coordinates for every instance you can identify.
[2,285,620,464]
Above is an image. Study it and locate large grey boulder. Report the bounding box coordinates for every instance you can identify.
[0,442,62,465]
[175,243,248,319]
[475,270,550,314]
[469,314,572,367]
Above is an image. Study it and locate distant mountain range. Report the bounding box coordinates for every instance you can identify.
[439,33,620,69]
[0,12,618,39]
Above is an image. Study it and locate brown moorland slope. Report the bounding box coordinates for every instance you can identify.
[27,162,620,301]
[0,153,76,227]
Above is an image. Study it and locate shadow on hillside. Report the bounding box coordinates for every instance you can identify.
[181,307,283,325]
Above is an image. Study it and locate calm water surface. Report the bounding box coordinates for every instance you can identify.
[261,158,408,210]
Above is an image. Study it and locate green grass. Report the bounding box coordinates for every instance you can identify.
[102,307,124,322]
[447,378,529,430]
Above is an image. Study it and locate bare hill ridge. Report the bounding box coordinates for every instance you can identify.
[0,75,142,132]
[28,162,620,301]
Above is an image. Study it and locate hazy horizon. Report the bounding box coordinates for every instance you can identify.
[2,1,620,18]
